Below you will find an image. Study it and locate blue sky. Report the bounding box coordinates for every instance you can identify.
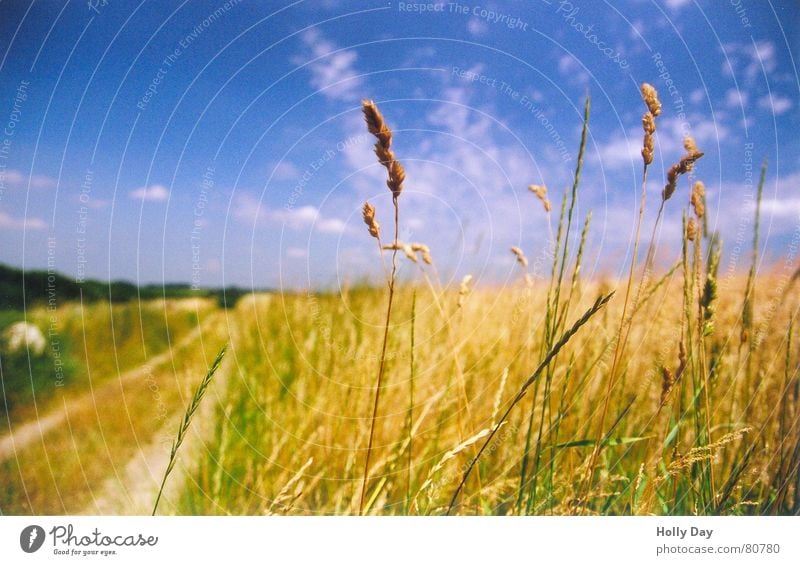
[0,0,797,290]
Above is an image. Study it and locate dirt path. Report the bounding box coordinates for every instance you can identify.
[0,315,220,462]
[79,314,241,515]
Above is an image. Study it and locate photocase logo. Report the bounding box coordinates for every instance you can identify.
[20,525,46,553]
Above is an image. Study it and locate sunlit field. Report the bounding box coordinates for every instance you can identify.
[1,92,798,517]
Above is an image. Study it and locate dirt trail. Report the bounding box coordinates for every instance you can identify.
[0,316,219,462]
[80,313,241,515]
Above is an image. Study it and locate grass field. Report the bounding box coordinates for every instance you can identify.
[1,90,798,516]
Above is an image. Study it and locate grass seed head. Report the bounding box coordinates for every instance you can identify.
[411,243,432,265]
[641,83,662,117]
[662,137,704,201]
[510,246,529,268]
[690,181,705,218]
[641,112,656,165]
[687,217,698,241]
[362,201,381,239]
[362,99,405,198]
[528,184,552,212]
[383,240,417,262]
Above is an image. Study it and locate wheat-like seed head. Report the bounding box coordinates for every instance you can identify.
[640,83,660,166]
[383,240,417,262]
[641,111,656,166]
[641,83,662,117]
[362,99,405,198]
[410,243,433,265]
[362,201,380,239]
[662,137,704,201]
[690,181,705,218]
[528,184,552,212]
[687,217,698,241]
[510,246,528,268]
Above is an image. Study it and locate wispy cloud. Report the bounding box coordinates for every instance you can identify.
[129,184,169,202]
[757,94,792,115]
[0,168,57,189]
[664,0,691,9]
[0,211,47,230]
[233,193,349,234]
[294,29,363,101]
[723,40,777,83]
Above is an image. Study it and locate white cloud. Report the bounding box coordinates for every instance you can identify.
[556,54,589,86]
[129,184,169,201]
[233,193,349,234]
[286,247,307,258]
[270,161,301,181]
[467,18,489,36]
[317,217,347,234]
[592,113,731,173]
[280,205,319,227]
[0,211,47,230]
[664,0,691,8]
[0,168,57,189]
[594,131,641,170]
[724,88,748,109]
[759,197,800,219]
[757,94,793,115]
[722,41,777,83]
[294,29,362,101]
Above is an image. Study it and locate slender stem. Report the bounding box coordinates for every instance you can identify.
[359,197,399,515]
[405,291,416,513]
[580,162,650,513]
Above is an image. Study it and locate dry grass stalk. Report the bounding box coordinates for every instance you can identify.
[359,99,406,515]
[528,184,552,212]
[490,368,510,428]
[667,428,753,474]
[415,424,505,499]
[448,292,615,514]
[266,457,313,515]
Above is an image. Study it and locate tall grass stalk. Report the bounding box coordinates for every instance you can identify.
[448,291,614,515]
[152,346,226,516]
[359,99,406,515]
[517,98,590,514]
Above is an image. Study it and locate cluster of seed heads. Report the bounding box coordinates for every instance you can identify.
[663,137,704,201]
[362,99,405,199]
[528,184,552,212]
[640,83,661,166]
[510,246,528,268]
[382,241,433,265]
